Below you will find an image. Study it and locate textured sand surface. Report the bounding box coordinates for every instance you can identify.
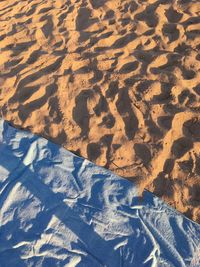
[0,0,200,222]
[1,118,200,266]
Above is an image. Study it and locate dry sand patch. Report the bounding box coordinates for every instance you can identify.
[0,0,199,222]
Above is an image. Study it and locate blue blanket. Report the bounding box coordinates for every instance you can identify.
[0,118,199,266]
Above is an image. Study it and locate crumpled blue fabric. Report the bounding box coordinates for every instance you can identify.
[0,118,199,267]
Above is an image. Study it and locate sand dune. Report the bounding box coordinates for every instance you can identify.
[0,0,199,222]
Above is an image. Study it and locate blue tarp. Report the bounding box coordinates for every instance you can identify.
[0,118,199,266]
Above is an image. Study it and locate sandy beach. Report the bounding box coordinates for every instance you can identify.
[0,0,199,222]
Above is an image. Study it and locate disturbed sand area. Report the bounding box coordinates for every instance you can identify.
[0,0,199,222]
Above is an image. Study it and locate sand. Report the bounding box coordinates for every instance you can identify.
[0,0,199,222]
